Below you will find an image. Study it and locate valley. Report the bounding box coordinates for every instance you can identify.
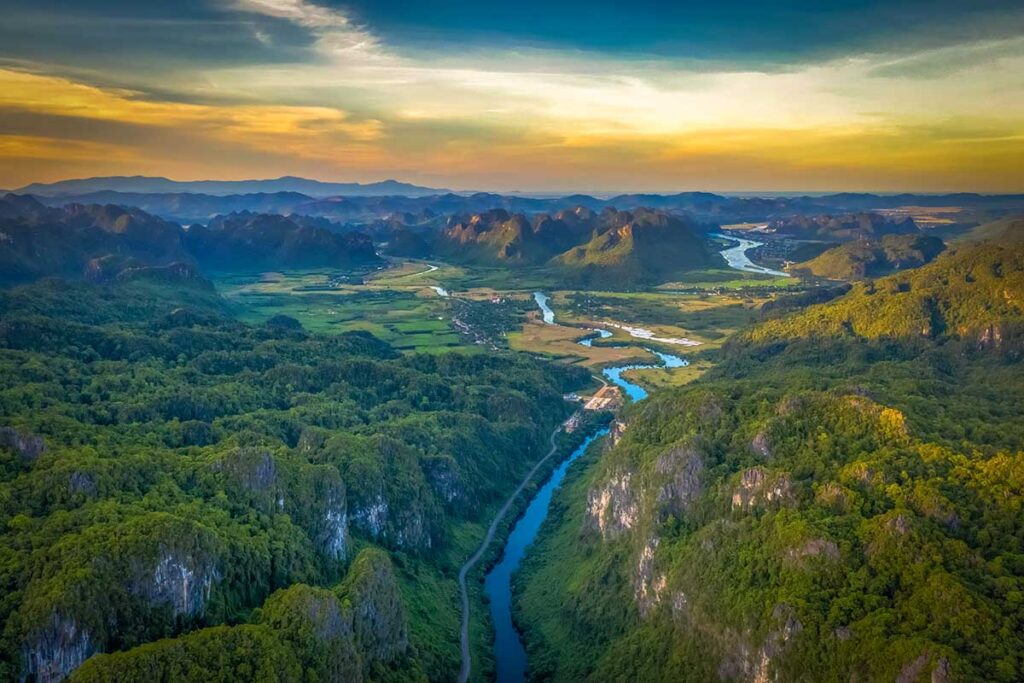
[0,184,1021,683]
[4,2,1024,680]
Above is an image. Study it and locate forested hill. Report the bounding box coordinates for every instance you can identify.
[0,277,589,681]
[431,207,722,286]
[517,242,1024,682]
[791,233,945,281]
[0,195,382,285]
[750,242,1024,343]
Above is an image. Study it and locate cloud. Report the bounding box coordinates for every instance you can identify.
[0,0,1021,191]
[233,0,382,59]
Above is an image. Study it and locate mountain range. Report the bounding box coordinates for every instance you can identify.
[429,207,722,285]
[791,233,946,280]
[0,196,380,285]
[517,239,1024,682]
[15,175,449,198]
[16,177,1024,227]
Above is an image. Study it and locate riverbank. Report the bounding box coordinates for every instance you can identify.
[458,413,612,683]
[467,295,688,682]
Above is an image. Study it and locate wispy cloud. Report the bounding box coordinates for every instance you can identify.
[0,0,1021,191]
[233,0,383,59]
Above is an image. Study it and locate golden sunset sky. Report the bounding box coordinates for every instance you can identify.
[2,0,1023,192]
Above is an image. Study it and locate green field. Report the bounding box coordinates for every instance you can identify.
[212,259,804,360]
[214,270,467,352]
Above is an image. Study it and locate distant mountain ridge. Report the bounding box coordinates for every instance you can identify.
[15,175,450,198]
[428,206,722,285]
[24,185,1024,227]
[0,195,381,285]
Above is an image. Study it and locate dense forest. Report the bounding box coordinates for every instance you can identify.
[516,242,1024,682]
[0,274,590,681]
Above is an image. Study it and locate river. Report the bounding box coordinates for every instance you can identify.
[481,242,760,681]
[483,428,608,683]
[710,232,790,278]
[483,298,686,682]
[533,291,555,324]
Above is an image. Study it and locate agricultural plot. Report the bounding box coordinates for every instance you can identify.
[214,270,466,353]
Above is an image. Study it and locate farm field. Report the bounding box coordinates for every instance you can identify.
[214,270,467,353]
[213,260,791,362]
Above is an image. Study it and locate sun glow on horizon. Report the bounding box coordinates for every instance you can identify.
[1,0,1022,192]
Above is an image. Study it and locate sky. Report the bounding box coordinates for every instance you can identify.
[1,0,1023,193]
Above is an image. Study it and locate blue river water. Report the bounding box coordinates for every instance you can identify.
[484,429,608,683]
[533,291,555,324]
[602,349,687,401]
[483,295,689,682]
[484,237,767,680]
[577,328,612,347]
[709,232,790,278]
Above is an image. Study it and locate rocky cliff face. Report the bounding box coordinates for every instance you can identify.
[731,467,794,511]
[320,498,349,561]
[0,426,45,461]
[634,537,667,617]
[135,548,219,616]
[654,444,705,518]
[20,614,95,683]
[340,549,409,668]
[352,493,389,539]
[586,470,641,540]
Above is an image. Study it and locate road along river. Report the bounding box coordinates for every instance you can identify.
[476,297,685,682]
[468,243,773,681]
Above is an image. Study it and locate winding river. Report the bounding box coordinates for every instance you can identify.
[478,242,771,681]
[483,429,608,683]
[710,232,790,278]
[483,296,686,681]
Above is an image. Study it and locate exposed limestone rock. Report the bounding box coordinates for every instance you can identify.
[21,613,95,683]
[786,538,840,564]
[737,604,804,683]
[655,444,704,518]
[731,467,794,511]
[320,497,349,561]
[886,513,911,536]
[897,652,951,683]
[214,448,283,512]
[352,494,389,539]
[634,537,667,617]
[670,591,688,622]
[586,470,640,540]
[133,548,219,617]
[393,507,431,550]
[750,429,772,459]
[67,471,97,497]
[609,419,628,447]
[422,456,461,505]
[221,448,278,492]
[0,426,45,461]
